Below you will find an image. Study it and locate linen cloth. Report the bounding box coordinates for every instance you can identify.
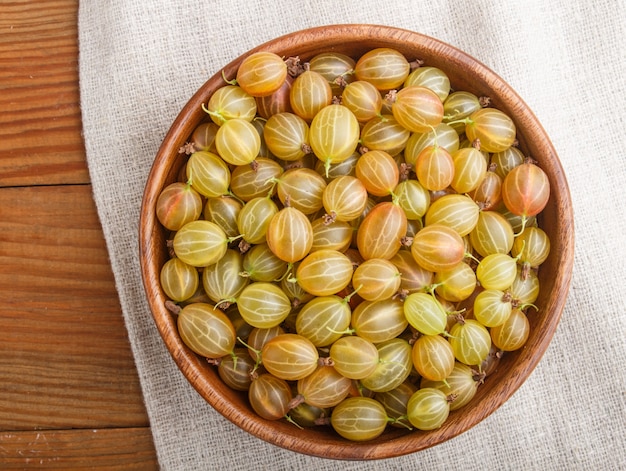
[78,1,626,469]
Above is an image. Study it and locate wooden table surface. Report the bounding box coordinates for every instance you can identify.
[0,1,159,468]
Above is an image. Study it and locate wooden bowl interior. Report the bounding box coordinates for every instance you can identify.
[139,24,574,460]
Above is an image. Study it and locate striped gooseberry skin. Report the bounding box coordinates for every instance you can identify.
[469,210,514,257]
[263,112,310,161]
[215,118,261,166]
[248,373,293,420]
[159,257,199,303]
[205,85,257,125]
[190,121,219,152]
[469,168,503,211]
[394,179,431,220]
[390,250,434,294]
[276,168,327,215]
[331,396,389,442]
[465,108,516,153]
[295,249,353,297]
[236,51,288,98]
[491,146,525,179]
[411,224,465,273]
[403,292,448,336]
[266,206,313,263]
[511,226,551,269]
[510,266,540,306]
[309,104,360,175]
[356,201,408,261]
[354,47,411,91]
[322,175,368,222]
[407,387,451,431]
[246,325,285,362]
[201,249,249,305]
[329,335,379,380]
[176,303,236,359]
[421,361,479,411]
[236,282,291,329]
[315,151,359,181]
[310,217,352,253]
[473,288,513,328]
[351,299,408,344]
[502,162,550,219]
[295,365,352,409]
[218,348,255,392]
[404,66,451,101]
[242,243,288,282]
[295,295,351,347]
[450,147,488,194]
[391,85,444,133]
[227,305,255,341]
[236,196,278,245]
[360,114,410,156]
[476,253,518,291]
[186,151,231,198]
[411,334,455,382]
[433,261,477,303]
[404,123,460,167]
[374,380,418,429]
[290,70,333,122]
[288,402,329,428]
[442,90,481,133]
[203,196,243,239]
[255,74,293,119]
[280,275,314,308]
[352,258,401,302]
[341,80,383,123]
[172,220,228,267]
[501,208,536,235]
[490,308,530,351]
[360,338,413,393]
[260,333,319,381]
[355,150,400,197]
[230,157,283,202]
[425,194,480,237]
[415,145,455,192]
[308,51,356,95]
[449,319,492,366]
[156,181,203,231]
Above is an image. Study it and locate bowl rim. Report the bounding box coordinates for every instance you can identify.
[139,24,575,460]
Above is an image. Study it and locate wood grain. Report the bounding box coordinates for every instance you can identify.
[0,428,158,469]
[0,0,158,468]
[0,0,89,187]
[0,185,149,430]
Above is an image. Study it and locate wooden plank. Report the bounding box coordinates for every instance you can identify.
[0,0,89,187]
[0,185,149,430]
[0,427,158,470]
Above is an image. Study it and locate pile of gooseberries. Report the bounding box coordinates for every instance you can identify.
[155,47,551,442]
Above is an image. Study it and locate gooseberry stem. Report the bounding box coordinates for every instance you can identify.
[284,414,304,429]
[200,103,226,124]
[227,233,246,245]
[514,215,530,237]
[342,285,362,304]
[221,69,237,85]
[236,336,263,374]
[388,415,413,430]
[464,251,481,264]
[445,117,473,128]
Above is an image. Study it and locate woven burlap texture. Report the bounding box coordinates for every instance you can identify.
[78,1,626,469]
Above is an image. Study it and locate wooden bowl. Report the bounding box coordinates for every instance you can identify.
[139,24,574,460]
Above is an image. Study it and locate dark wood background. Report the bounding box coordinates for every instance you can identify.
[0,1,158,468]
